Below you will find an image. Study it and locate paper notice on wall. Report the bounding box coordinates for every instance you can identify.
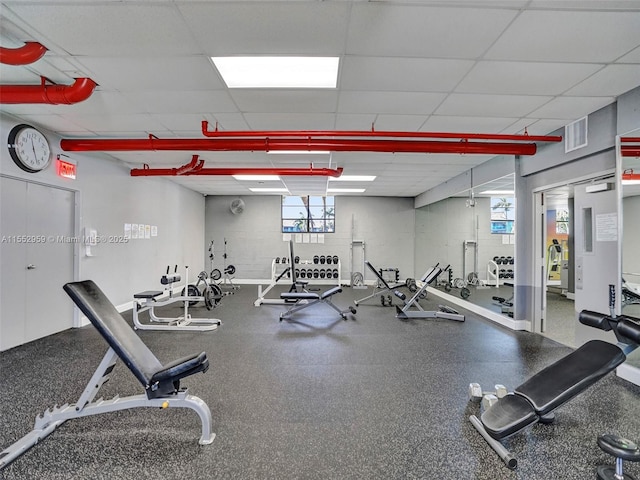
[151,226,158,237]
[596,213,618,241]
[283,233,292,242]
[145,225,151,239]
[302,234,310,243]
[317,234,325,244]
[310,234,318,243]
[124,223,132,239]
[138,224,145,239]
[131,224,138,239]
[295,233,302,243]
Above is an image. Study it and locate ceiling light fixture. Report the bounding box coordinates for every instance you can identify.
[249,187,290,193]
[211,56,339,89]
[328,175,376,182]
[232,175,280,181]
[480,190,515,195]
[327,188,366,193]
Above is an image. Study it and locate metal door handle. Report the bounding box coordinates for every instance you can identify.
[27,264,36,270]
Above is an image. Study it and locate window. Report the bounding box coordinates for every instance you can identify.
[282,196,335,233]
[490,197,515,234]
[555,209,569,234]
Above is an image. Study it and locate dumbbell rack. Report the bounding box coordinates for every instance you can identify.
[487,256,515,287]
[292,255,342,285]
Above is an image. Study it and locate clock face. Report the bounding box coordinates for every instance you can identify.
[8,124,52,173]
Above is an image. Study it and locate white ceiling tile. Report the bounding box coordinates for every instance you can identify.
[565,65,640,96]
[457,61,603,95]
[370,115,428,131]
[529,96,615,120]
[132,90,237,115]
[529,1,640,10]
[486,10,640,62]
[502,118,568,136]
[243,113,337,130]
[435,94,552,117]
[178,2,350,55]
[334,114,378,130]
[346,4,517,58]
[62,113,170,134]
[230,90,338,113]
[618,45,640,63]
[421,115,520,133]
[338,92,446,115]
[8,4,200,56]
[340,57,474,92]
[76,57,224,91]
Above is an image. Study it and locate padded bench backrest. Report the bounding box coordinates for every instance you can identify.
[63,280,163,387]
[365,261,392,290]
[420,266,441,284]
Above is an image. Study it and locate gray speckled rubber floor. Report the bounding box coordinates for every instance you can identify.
[1,283,639,479]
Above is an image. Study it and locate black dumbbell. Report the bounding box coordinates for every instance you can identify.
[333,255,339,264]
[596,434,640,480]
[294,256,300,264]
[275,257,280,263]
[320,255,326,264]
[313,255,319,264]
[313,270,320,279]
[320,269,326,279]
[326,256,332,265]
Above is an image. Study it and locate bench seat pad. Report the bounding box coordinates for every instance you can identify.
[134,290,163,299]
[481,394,538,439]
[321,286,342,299]
[515,340,625,415]
[281,292,319,300]
[150,352,209,384]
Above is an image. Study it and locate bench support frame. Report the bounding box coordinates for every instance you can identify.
[0,347,214,469]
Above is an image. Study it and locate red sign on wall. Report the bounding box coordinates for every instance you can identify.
[56,157,76,179]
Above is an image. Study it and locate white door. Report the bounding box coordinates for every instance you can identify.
[573,181,620,346]
[0,177,75,350]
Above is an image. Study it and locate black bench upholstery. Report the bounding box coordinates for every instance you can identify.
[64,280,209,398]
[482,340,626,440]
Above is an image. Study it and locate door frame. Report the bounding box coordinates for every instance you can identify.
[0,174,81,327]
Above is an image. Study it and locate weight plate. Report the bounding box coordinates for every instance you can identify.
[461,287,471,299]
[210,269,222,281]
[181,285,200,306]
[225,265,236,275]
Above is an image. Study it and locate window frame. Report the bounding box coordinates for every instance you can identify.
[281,195,335,233]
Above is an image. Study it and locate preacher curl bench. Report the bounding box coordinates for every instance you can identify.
[470,305,640,469]
[0,280,215,470]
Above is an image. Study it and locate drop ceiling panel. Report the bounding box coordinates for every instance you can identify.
[61,113,170,134]
[77,57,224,91]
[338,92,446,115]
[618,46,640,63]
[529,97,615,120]
[565,65,640,96]
[230,90,338,113]
[486,10,640,62]
[456,61,604,95]
[131,91,237,115]
[178,2,351,55]
[435,94,552,118]
[347,4,517,58]
[422,115,519,133]
[504,119,568,136]
[7,3,200,56]
[243,113,337,131]
[340,57,474,92]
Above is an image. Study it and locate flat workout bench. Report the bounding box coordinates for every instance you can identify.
[470,309,640,469]
[353,261,412,306]
[280,285,356,321]
[0,280,215,470]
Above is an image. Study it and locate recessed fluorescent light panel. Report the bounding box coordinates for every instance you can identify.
[328,175,376,182]
[327,188,366,193]
[480,190,514,195]
[233,175,280,181]
[212,56,339,88]
[249,187,289,193]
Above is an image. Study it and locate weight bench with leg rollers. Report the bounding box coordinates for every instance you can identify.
[280,286,357,321]
[0,280,215,470]
[470,304,640,469]
[394,264,465,322]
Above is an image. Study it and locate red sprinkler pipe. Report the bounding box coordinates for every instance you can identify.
[0,77,97,104]
[621,137,640,157]
[130,158,343,178]
[63,136,537,156]
[0,42,47,65]
[201,120,562,143]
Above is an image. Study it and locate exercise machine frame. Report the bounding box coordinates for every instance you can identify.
[0,280,215,470]
[133,265,221,331]
[395,264,465,322]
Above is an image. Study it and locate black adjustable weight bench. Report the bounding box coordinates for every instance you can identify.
[0,280,215,470]
[280,286,356,321]
[470,309,640,469]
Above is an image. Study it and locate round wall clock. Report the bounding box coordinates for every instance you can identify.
[7,123,52,173]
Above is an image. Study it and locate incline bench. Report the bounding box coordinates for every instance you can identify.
[353,261,413,306]
[395,264,465,322]
[470,308,640,469]
[0,280,215,470]
[280,286,357,321]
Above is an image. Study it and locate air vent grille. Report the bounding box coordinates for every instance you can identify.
[565,116,588,153]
